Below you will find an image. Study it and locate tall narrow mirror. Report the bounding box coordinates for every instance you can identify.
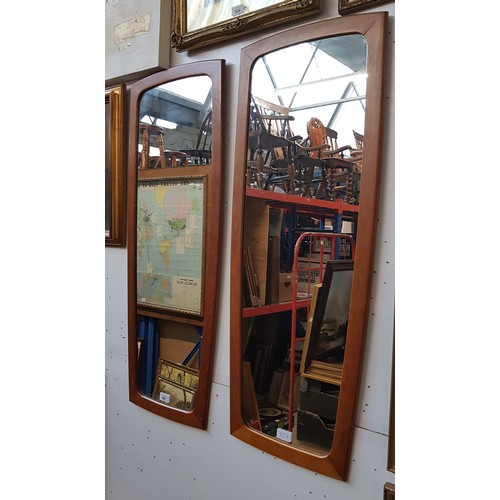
[230,14,387,479]
[128,60,225,429]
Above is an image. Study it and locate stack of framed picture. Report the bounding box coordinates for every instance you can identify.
[152,359,200,412]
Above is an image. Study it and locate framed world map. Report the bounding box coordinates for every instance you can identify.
[137,175,206,315]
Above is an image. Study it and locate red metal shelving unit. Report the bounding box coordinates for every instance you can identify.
[287,231,355,431]
[242,186,358,434]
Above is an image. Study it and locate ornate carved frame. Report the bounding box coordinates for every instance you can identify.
[171,0,322,52]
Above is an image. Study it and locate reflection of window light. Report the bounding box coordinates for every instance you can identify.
[138,145,160,155]
[156,118,177,129]
[140,115,177,129]
[274,71,367,95]
[160,76,212,103]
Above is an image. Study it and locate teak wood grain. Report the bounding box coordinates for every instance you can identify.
[229,13,388,480]
[127,60,225,430]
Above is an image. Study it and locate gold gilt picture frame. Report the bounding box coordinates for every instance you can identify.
[153,376,197,411]
[105,84,126,246]
[339,0,393,15]
[171,0,322,52]
[156,359,200,390]
[388,325,395,472]
[384,482,395,500]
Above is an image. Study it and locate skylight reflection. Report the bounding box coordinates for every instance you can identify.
[250,36,368,145]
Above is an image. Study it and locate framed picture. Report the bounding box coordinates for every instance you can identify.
[156,359,200,390]
[301,260,354,372]
[387,321,395,472]
[338,0,393,15]
[384,482,395,500]
[276,373,299,412]
[171,0,322,52]
[136,175,206,316]
[153,376,197,411]
[105,84,126,246]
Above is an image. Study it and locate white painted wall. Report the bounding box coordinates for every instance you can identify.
[105,2,395,498]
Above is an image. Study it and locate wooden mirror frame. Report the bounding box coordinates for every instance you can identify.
[127,60,225,429]
[229,13,387,479]
[105,84,126,247]
[171,0,322,52]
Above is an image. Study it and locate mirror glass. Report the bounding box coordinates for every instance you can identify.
[250,36,366,155]
[138,76,213,168]
[136,76,212,412]
[230,14,386,480]
[241,34,366,453]
[128,62,224,429]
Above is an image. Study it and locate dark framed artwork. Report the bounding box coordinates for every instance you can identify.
[105,84,126,246]
[171,0,322,51]
[339,0,393,15]
[302,260,354,373]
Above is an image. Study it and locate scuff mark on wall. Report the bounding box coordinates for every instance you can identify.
[114,13,151,44]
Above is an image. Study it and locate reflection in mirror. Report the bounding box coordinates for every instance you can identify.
[247,35,366,200]
[138,76,213,168]
[230,14,387,479]
[242,33,366,452]
[297,260,354,448]
[128,61,224,429]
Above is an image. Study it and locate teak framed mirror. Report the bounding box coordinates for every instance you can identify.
[127,60,225,429]
[230,13,387,479]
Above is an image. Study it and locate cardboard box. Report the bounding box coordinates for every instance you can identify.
[158,321,201,370]
[279,272,293,302]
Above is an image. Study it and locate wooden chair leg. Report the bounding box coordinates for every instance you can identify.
[256,151,264,190]
[316,167,326,198]
[157,132,167,168]
[287,158,295,194]
[140,129,149,170]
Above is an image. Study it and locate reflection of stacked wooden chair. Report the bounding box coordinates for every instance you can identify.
[247,96,300,191]
[180,110,213,165]
[292,118,327,197]
[138,123,188,169]
[350,129,364,174]
[295,118,355,200]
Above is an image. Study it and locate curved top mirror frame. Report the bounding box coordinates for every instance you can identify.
[230,13,387,479]
[127,60,225,429]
